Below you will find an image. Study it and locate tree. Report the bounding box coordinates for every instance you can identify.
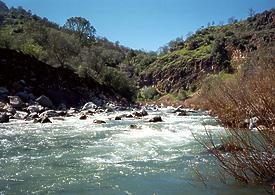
[248,8,256,17]
[228,16,238,24]
[186,31,193,38]
[47,30,80,67]
[64,17,96,45]
[168,37,184,52]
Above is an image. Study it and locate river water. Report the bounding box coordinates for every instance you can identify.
[0,108,267,194]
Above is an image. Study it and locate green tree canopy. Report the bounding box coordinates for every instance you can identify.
[64,17,96,45]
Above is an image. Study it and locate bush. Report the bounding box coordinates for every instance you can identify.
[100,67,137,100]
[137,86,159,100]
[198,63,275,189]
[177,89,188,101]
[20,42,46,60]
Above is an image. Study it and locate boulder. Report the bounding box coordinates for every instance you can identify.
[130,124,138,129]
[129,124,142,129]
[2,104,16,115]
[29,112,39,119]
[79,114,87,120]
[141,109,148,116]
[126,114,133,118]
[0,112,9,123]
[35,116,52,123]
[82,102,97,111]
[93,119,106,124]
[105,107,115,113]
[118,114,133,118]
[39,110,59,118]
[36,95,54,108]
[172,106,186,114]
[13,111,28,120]
[8,96,24,108]
[148,116,163,122]
[83,110,94,115]
[132,109,148,117]
[27,105,44,113]
[68,107,77,114]
[177,112,187,116]
[115,116,122,120]
[56,110,67,116]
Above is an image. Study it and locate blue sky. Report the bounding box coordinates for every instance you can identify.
[3,0,274,51]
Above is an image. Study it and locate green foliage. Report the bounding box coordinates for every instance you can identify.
[0,25,13,48]
[19,42,46,60]
[177,89,188,101]
[46,29,80,67]
[64,17,96,46]
[0,5,142,99]
[100,67,137,100]
[137,86,160,100]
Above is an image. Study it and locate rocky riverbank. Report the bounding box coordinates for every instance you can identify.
[0,48,135,123]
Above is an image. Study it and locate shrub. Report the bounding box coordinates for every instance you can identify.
[177,89,188,101]
[19,42,46,60]
[198,62,275,190]
[137,86,159,100]
[100,67,137,100]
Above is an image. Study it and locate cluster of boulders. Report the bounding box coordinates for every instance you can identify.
[0,77,138,124]
[0,83,192,128]
[0,84,67,123]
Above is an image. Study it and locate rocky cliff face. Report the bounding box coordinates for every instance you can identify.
[139,57,215,93]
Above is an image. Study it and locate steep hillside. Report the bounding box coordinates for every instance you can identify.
[0,48,126,107]
[0,1,141,100]
[139,9,275,94]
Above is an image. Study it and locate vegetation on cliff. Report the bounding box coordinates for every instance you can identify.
[138,9,274,98]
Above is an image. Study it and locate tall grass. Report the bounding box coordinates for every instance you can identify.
[198,62,275,190]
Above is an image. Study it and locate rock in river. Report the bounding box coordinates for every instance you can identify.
[39,110,59,118]
[82,102,97,111]
[132,109,148,117]
[79,114,87,120]
[177,112,187,116]
[93,119,106,124]
[115,116,122,120]
[34,116,52,123]
[148,116,163,122]
[13,111,28,120]
[27,105,44,113]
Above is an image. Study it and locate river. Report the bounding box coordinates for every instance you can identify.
[0,108,267,194]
